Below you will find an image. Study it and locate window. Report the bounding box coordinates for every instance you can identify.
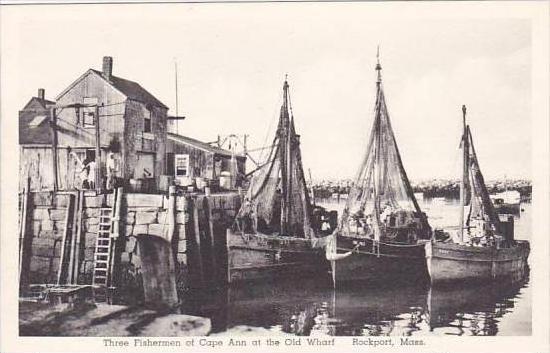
[28,115,48,128]
[175,154,189,177]
[83,97,98,127]
[144,106,152,133]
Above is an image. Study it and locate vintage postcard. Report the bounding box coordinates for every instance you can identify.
[1,1,549,352]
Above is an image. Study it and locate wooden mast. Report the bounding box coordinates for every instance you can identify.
[280,79,290,235]
[372,49,383,242]
[459,105,469,243]
[285,81,293,235]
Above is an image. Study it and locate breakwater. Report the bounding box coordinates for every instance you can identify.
[310,179,531,200]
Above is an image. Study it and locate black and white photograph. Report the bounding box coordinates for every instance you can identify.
[0,1,548,352]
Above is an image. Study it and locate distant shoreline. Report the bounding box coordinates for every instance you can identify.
[309,179,532,200]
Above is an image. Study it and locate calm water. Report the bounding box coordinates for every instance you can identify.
[189,199,532,336]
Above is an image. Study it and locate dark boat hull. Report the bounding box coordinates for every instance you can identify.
[226,229,330,283]
[425,240,530,285]
[333,235,430,284]
[493,203,521,215]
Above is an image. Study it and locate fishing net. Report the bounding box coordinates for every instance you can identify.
[342,83,431,238]
[238,87,314,238]
[466,127,500,231]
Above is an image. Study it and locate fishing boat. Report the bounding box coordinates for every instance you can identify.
[425,105,530,285]
[326,53,434,284]
[226,79,333,283]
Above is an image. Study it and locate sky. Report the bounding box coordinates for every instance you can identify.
[1,2,537,181]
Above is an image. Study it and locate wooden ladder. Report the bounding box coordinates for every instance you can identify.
[92,207,113,287]
[92,188,122,303]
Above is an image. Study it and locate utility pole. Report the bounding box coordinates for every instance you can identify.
[50,107,59,191]
[95,104,101,192]
[175,61,179,135]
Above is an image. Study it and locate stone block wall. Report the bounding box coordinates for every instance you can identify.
[23,192,110,284]
[20,191,241,302]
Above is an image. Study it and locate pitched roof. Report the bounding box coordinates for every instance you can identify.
[91,69,168,109]
[22,97,56,111]
[167,132,246,159]
[19,109,52,145]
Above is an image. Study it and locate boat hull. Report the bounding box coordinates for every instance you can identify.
[226,229,330,283]
[493,202,521,215]
[333,235,429,284]
[425,240,530,285]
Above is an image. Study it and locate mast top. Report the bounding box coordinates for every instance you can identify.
[375,46,382,84]
[462,104,467,127]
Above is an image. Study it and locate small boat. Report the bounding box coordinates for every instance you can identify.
[226,79,333,283]
[490,190,521,214]
[425,105,530,285]
[327,52,433,284]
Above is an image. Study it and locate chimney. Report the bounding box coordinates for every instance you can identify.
[37,88,45,101]
[102,56,113,80]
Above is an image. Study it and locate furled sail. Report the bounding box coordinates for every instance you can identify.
[340,58,431,240]
[239,80,314,238]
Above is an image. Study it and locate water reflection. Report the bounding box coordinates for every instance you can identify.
[187,200,530,336]
[191,273,529,336]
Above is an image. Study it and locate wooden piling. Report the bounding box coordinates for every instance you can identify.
[109,187,123,287]
[67,192,79,284]
[57,194,75,285]
[192,197,204,284]
[168,186,176,242]
[19,178,32,293]
[71,190,84,284]
[206,197,217,280]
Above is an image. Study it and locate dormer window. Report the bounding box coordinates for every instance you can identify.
[144,105,152,133]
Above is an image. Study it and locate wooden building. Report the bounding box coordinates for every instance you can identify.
[19,57,169,192]
[18,89,56,190]
[166,133,246,188]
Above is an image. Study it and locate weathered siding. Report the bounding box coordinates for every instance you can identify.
[21,70,169,192]
[165,140,214,179]
[123,100,167,182]
[20,146,111,191]
[56,71,127,149]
